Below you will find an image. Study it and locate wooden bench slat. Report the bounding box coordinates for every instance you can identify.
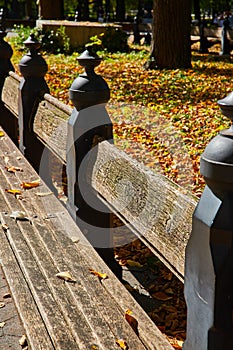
[0,216,55,350]
[1,72,20,116]
[0,130,157,349]
[0,138,149,350]
[89,141,198,282]
[0,137,119,349]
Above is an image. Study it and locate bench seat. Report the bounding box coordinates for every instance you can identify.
[0,127,174,349]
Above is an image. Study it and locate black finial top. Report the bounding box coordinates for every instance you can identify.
[23,33,41,54]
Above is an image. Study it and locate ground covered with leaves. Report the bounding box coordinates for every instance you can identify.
[12,42,233,198]
[10,41,233,349]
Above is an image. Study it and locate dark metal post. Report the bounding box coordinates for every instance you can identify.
[66,47,121,279]
[133,15,140,44]
[0,8,14,98]
[199,18,209,53]
[220,16,231,56]
[18,34,49,167]
[184,92,233,349]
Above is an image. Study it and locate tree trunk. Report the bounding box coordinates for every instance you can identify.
[146,0,192,69]
[77,0,89,20]
[193,0,200,23]
[116,0,125,22]
[37,0,64,20]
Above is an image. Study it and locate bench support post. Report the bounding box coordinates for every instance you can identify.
[184,92,233,349]
[18,34,49,168]
[220,16,231,56]
[66,47,121,278]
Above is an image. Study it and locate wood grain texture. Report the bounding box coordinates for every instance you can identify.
[89,141,198,281]
[0,129,159,349]
[0,74,197,282]
[1,72,20,116]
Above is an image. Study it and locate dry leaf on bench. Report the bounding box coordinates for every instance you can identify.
[20,180,40,189]
[35,191,53,197]
[5,166,23,173]
[125,309,139,336]
[56,271,77,283]
[1,223,9,232]
[89,268,108,280]
[4,156,9,164]
[5,189,22,196]
[10,211,29,221]
[19,334,27,347]
[116,338,129,349]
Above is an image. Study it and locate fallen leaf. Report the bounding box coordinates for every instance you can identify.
[125,309,139,335]
[3,292,11,299]
[10,211,29,221]
[19,334,27,347]
[116,338,129,349]
[152,292,173,301]
[0,322,5,328]
[4,156,9,164]
[126,260,143,268]
[5,189,22,196]
[20,180,40,189]
[56,271,77,283]
[0,131,5,137]
[35,191,53,197]
[1,223,9,232]
[0,302,5,308]
[89,268,108,280]
[5,166,23,173]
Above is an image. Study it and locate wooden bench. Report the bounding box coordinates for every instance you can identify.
[0,38,183,349]
[3,36,232,349]
[0,126,175,350]
[1,70,197,285]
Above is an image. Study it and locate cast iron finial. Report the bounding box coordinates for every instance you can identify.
[69,46,110,111]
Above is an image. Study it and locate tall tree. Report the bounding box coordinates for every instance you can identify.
[146,0,192,69]
[116,0,125,21]
[77,0,89,20]
[193,0,200,22]
[37,0,64,19]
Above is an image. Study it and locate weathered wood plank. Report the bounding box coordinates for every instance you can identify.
[0,184,84,349]
[33,94,71,162]
[89,141,198,282]
[0,213,55,350]
[0,129,153,349]
[0,71,198,283]
[2,71,20,115]
[0,134,117,349]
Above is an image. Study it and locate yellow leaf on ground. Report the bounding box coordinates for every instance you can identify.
[0,302,5,308]
[126,260,143,268]
[21,180,40,189]
[125,309,139,336]
[89,268,108,280]
[116,338,129,349]
[56,271,77,283]
[0,131,5,137]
